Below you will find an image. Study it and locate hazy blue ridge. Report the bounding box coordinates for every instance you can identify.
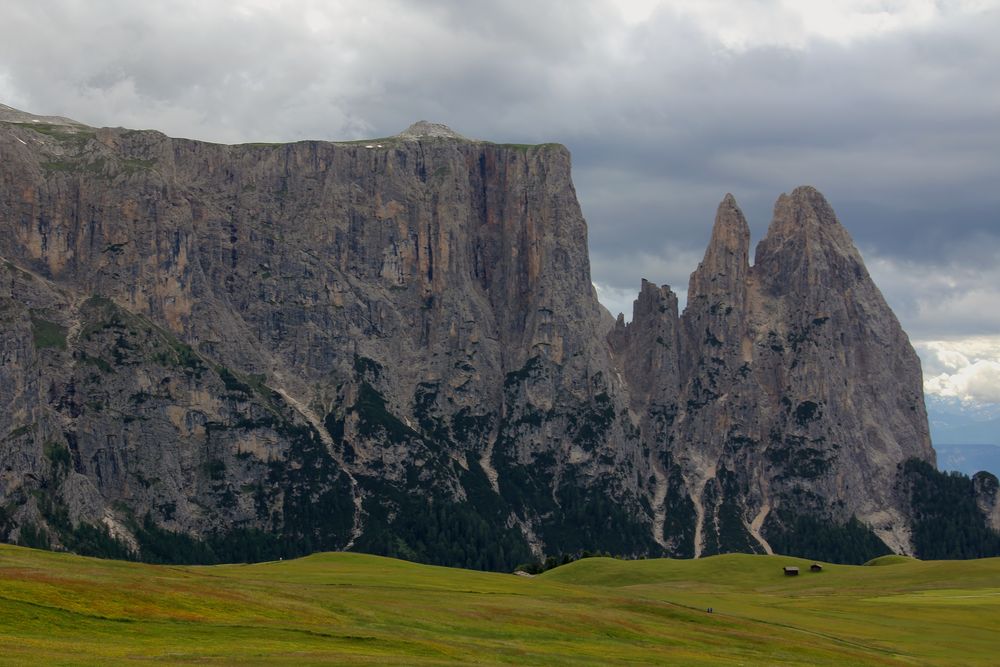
[934,443,1000,478]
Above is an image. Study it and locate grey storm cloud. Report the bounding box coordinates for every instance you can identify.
[2,0,999,400]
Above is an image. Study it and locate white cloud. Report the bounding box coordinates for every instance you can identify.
[635,0,998,49]
[593,282,639,322]
[617,0,662,25]
[918,337,1000,405]
[865,250,1000,341]
[591,243,701,319]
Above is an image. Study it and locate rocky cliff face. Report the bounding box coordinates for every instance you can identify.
[0,107,976,567]
[0,111,653,566]
[973,472,1000,533]
[614,188,935,557]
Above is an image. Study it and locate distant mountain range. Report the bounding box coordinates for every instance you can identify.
[927,397,1000,446]
[934,444,1000,478]
[926,396,1000,475]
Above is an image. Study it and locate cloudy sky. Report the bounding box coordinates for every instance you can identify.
[2,0,999,437]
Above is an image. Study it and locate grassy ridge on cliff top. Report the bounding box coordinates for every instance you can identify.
[0,544,998,665]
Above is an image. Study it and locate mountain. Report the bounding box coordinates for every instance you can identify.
[935,444,1000,478]
[927,396,1000,445]
[611,188,936,558]
[1,106,996,567]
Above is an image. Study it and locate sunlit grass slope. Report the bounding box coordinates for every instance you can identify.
[1,544,997,665]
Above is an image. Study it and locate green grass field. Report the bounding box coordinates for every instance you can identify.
[0,544,996,665]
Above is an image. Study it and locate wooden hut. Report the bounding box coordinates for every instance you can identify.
[783,566,799,576]
[810,563,823,572]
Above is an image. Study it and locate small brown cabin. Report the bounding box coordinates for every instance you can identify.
[810,563,823,572]
[783,566,800,576]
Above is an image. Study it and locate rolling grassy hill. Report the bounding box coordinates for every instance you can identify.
[0,544,997,664]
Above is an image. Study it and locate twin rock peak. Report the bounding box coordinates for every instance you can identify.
[617,185,865,327]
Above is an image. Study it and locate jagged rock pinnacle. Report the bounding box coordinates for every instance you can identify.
[754,185,867,289]
[773,185,839,230]
[687,192,750,300]
[395,120,467,140]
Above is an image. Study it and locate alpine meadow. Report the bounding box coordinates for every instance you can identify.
[2,1,1000,664]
